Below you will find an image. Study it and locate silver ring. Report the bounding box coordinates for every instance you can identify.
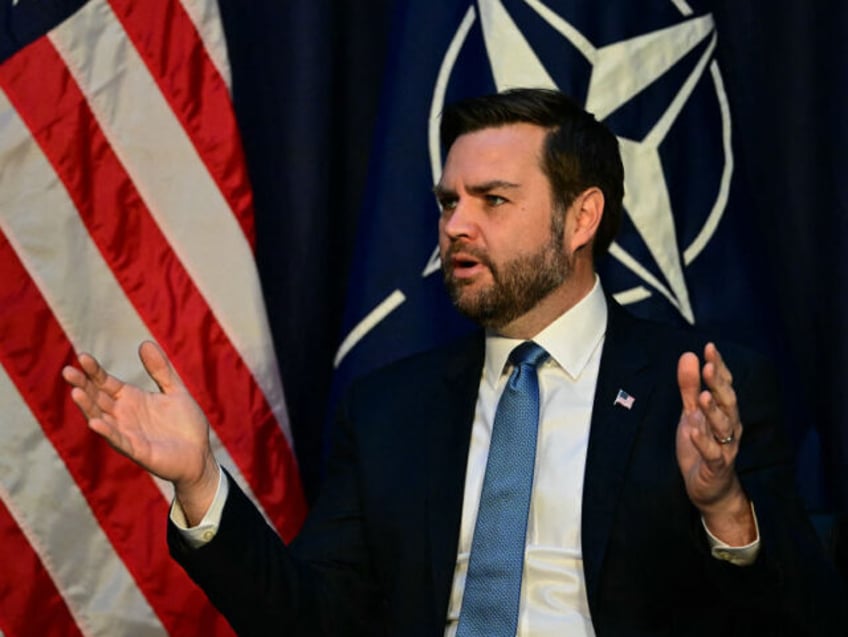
[714,432,735,445]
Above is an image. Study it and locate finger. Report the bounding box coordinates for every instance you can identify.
[69,385,102,420]
[61,364,88,390]
[138,341,184,395]
[76,352,125,397]
[704,343,733,385]
[677,352,701,412]
[93,386,118,416]
[701,344,740,426]
[702,375,734,409]
[704,343,733,386]
[697,390,735,443]
[64,362,119,420]
[689,420,725,465]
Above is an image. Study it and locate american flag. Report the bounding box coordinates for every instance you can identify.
[613,389,635,410]
[0,0,306,634]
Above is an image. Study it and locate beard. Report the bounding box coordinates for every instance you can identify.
[443,222,571,330]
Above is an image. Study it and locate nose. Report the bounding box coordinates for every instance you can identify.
[440,197,478,241]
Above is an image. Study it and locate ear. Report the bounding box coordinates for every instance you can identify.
[566,187,604,254]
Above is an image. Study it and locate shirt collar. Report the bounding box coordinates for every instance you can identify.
[483,276,608,385]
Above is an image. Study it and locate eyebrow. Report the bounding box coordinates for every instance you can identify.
[432,180,520,198]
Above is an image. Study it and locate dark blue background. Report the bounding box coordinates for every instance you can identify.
[217,1,847,580]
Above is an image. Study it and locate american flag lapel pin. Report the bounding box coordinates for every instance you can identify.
[613,389,635,410]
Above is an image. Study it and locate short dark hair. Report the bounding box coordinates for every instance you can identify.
[440,88,624,260]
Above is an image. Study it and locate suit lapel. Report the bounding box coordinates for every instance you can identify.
[426,332,485,622]
[581,299,657,608]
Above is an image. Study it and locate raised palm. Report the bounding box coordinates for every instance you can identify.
[63,341,213,488]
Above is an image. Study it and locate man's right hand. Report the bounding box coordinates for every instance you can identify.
[62,340,219,525]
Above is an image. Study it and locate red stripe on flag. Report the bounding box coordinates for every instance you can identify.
[0,232,234,635]
[109,0,256,248]
[0,498,84,637]
[0,35,306,541]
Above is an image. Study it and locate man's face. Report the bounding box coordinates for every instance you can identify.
[436,123,572,330]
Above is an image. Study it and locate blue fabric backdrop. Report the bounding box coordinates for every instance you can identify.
[215,0,846,577]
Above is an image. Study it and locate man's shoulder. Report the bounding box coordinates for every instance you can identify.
[345,330,485,396]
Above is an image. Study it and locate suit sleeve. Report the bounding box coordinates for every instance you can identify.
[167,393,383,637]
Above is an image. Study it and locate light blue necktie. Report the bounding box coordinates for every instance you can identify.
[457,341,548,637]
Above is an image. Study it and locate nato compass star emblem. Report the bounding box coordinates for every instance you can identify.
[423,0,732,325]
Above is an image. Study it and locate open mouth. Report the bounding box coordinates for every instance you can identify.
[449,252,486,280]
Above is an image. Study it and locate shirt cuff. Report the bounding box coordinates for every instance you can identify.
[702,501,761,566]
[168,465,229,549]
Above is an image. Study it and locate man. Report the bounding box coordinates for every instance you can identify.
[63,89,845,636]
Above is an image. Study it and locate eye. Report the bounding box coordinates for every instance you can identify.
[437,196,458,213]
[485,194,507,206]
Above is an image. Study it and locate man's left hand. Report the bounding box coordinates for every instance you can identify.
[676,343,756,546]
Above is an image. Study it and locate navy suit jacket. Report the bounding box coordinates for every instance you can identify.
[169,300,847,636]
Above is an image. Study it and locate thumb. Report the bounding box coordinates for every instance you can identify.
[138,341,183,394]
[677,351,701,412]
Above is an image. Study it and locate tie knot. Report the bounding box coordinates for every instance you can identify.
[508,341,548,369]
